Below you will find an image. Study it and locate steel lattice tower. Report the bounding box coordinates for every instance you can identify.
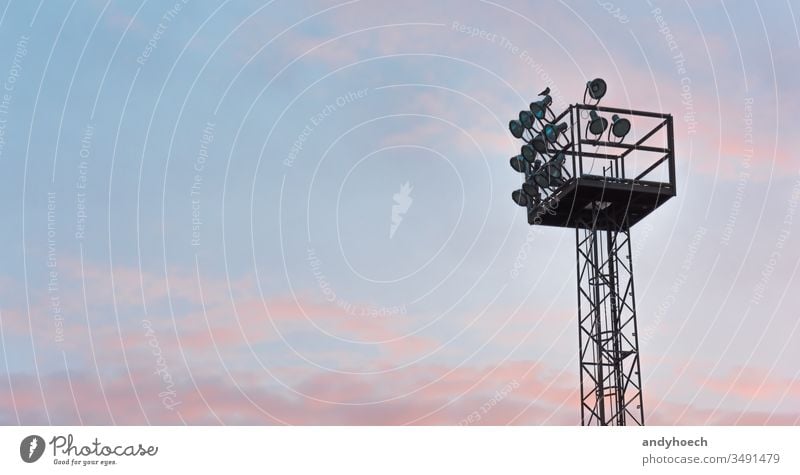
[508,81,675,425]
[576,211,644,425]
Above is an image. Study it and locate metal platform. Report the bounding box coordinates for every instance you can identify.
[528,174,675,230]
[525,104,676,233]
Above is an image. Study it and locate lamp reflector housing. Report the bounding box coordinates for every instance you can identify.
[587,78,607,100]
[529,95,553,120]
[532,135,547,153]
[611,114,631,139]
[510,155,527,173]
[519,110,534,129]
[512,189,528,206]
[522,181,540,199]
[521,143,537,162]
[588,110,608,136]
[509,120,524,138]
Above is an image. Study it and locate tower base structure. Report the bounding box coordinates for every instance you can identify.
[576,206,644,426]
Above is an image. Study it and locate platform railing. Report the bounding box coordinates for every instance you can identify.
[549,104,674,189]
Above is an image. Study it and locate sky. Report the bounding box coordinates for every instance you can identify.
[0,0,799,425]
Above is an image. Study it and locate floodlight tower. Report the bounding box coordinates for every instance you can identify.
[508,80,676,426]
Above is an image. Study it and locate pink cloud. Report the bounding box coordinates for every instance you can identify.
[0,359,581,425]
[698,367,800,402]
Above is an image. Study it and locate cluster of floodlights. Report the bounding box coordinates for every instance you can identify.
[509,78,632,207]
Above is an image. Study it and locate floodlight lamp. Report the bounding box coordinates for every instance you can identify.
[533,171,550,188]
[519,110,534,129]
[512,189,528,206]
[547,161,561,179]
[610,114,631,140]
[544,122,568,142]
[539,152,565,181]
[509,119,524,139]
[543,124,555,142]
[586,78,607,101]
[521,143,537,162]
[531,134,547,154]
[588,110,608,136]
[509,155,527,173]
[522,180,540,200]
[529,95,553,120]
[547,164,561,179]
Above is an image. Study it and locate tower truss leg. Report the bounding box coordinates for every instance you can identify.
[575,209,645,426]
